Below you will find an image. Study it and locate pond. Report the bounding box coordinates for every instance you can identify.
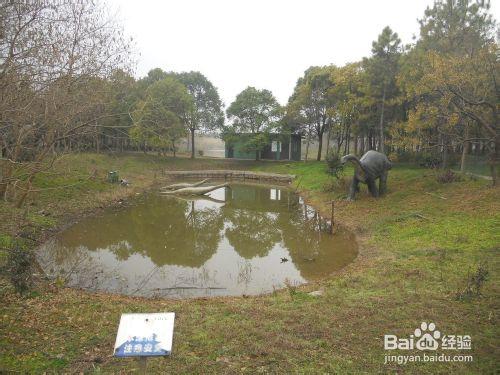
[37,183,357,298]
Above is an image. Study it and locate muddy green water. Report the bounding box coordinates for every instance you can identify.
[38,184,357,298]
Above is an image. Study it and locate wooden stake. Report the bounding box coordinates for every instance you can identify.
[138,357,147,374]
[330,200,335,234]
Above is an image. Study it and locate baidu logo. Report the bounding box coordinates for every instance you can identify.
[414,322,440,350]
[384,322,471,351]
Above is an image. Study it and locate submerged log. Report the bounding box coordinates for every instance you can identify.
[161,179,209,191]
[166,195,226,204]
[160,183,229,196]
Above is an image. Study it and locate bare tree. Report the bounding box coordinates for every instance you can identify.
[0,0,133,206]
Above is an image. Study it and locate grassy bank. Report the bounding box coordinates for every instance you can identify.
[1,153,499,373]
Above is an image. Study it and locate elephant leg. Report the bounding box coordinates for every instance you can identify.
[367,178,379,198]
[379,172,388,195]
[347,177,359,200]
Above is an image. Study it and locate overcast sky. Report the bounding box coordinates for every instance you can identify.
[106,0,499,107]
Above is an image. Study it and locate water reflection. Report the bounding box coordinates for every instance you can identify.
[38,183,357,298]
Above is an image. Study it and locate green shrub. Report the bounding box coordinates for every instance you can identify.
[6,245,35,294]
[322,176,349,194]
[436,169,462,184]
[325,150,344,179]
[416,152,441,168]
[456,264,489,300]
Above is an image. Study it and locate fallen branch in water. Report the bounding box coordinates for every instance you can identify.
[160,183,229,196]
[161,178,209,191]
[153,286,226,290]
[164,195,226,204]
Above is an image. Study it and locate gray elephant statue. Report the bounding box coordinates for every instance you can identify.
[341,150,392,200]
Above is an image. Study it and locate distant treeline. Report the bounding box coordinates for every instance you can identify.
[0,0,498,207]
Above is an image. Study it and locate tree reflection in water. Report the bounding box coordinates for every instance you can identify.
[37,184,357,297]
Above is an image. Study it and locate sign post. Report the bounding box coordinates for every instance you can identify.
[114,313,175,373]
[138,357,147,374]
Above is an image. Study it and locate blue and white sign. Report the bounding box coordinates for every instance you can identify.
[114,313,175,357]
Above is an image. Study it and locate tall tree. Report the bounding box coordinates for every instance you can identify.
[101,69,137,152]
[137,68,170,91]
[418,0,495,56]
[400,0,497,173]
[225,87,281,160]
[404,46,498,183]
[363,26,402,153]
[288,66,335,161]
[175,72,224,158]
[131,78,193,156]
[327,63,365,156]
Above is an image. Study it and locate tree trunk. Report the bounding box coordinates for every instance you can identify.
[325,123,331,156]
[489,137,498,186]
[316,131,323,161]
[0,142,23,200]
[344,127,351,155]
[0,162,12,200]
[460,124,469,173]
[15,174,35,208]
[190,128,195,159]
[379,83,386,153]
[304,128,311,162]
[96,133,100,154]
[442,134,449,169]
[346,128,351,154]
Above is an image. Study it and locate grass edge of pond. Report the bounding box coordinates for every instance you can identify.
[0,153,498,374]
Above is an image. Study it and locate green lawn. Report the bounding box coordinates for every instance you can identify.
[1,153,498,373]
